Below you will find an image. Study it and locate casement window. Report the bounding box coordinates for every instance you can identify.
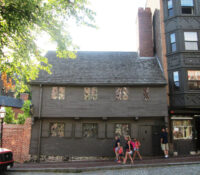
[173,71,180,90]
[188,70,200,90]
[50,123,65,137]
[184,32,198,50]
[116,87,128,100]
[181,0,194,14]
[115,124,129,137]
[84,87,98,100]
[170,33,176,52]
[168,0,174,17]
[143,87,150,101]
[173,120,192,139]
[51,87,65,100]
[83,123,97,138]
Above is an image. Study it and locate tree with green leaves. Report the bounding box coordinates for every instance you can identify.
[0,0,95,94]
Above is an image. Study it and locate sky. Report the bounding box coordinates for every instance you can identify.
[37,0,147,53]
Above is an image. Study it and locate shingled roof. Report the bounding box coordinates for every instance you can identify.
[31,51,166,86]
[0,96,24,108]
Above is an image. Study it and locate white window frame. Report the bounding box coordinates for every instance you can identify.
[168,0,174,17]
[170,33,176,52]
[184,32,198,50]
[173,71,180,90]
[181,0,194,15]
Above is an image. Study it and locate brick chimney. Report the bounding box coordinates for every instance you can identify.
[20,93,29,101]
[137,8,154,57]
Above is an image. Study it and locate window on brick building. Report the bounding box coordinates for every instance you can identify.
[168,0,174,17]
[188,70,200,90]
[51,87,65,100]
[50,123,65,137]
[83,123,97,138]
[84,87,98,100]
[173,71,180,90]
[170,33,176,52]
[116,87,128,100]
[181,0,194,14]
[184,32,198,50]
[115,124,129,137]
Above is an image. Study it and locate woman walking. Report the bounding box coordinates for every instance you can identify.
[123,135,134,164]
[132,138,142,160]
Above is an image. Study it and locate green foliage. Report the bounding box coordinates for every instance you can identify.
[4,100,32,124]
[17,100,32,124]
[0,0,96,93]
[22,100,31,117]
[17,113,26,124]
[4,107,17,124]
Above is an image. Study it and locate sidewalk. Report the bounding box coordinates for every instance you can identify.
[9,155,200,173]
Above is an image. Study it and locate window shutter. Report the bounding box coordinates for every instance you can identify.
[107,123,114,138]
[131,124,138,139]
[42,122,49,137]
[65,123,72,138]
[75,123,82,138]
[98,123,105,138]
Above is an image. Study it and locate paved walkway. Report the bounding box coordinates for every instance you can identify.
[8,155,200,173]
[6,164,200,175]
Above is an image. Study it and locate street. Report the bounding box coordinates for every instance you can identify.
[4,164,200,175]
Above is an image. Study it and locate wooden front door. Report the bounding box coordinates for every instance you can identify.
[139,126,152,156]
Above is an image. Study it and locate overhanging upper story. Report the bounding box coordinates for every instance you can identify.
[30,51,168,118]
[161,0,200,110]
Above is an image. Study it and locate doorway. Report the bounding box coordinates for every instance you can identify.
[139,126,152,156]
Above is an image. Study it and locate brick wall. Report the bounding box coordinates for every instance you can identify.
[12,107,23,119]
[138,8,154,57]
[2,118,32,163]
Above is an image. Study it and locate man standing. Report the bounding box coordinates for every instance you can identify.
[160,128,169,158]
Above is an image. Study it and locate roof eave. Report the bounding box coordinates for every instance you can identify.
[29,81,167,86]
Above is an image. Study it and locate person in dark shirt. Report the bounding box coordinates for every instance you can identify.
[160,128,169,158]
[114,136,120,161]
[123,135,133,164]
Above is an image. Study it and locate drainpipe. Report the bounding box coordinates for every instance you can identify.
[37,84,43,162]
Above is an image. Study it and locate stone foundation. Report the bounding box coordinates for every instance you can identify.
[30,155,112,162]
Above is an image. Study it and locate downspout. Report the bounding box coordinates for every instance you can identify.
[37,84,43,162]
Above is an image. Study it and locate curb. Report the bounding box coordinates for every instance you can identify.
[8,161,200,173]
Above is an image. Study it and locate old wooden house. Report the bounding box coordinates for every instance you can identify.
[30,51,168,160]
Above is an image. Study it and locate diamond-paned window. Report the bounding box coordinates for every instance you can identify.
[51,87,65,100]
[83,123,97,138]
[143,87,150,101]
[84,87,98,100]
[116,87,128,100]
[115,124,129,137]
[50,123,65,137]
